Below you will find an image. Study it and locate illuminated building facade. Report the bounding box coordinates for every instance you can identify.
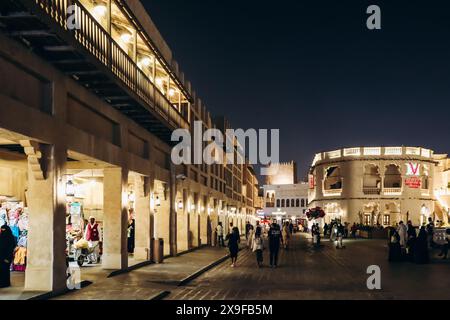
[308,147,450,227]
[0,0,259,293]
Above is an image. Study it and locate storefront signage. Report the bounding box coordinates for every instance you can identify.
[405,177,421,189]
[406,163,420,176]
[309,175,315,189]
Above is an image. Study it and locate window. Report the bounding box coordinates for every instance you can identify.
[296,199,300,207]
[324,166,343,190]
[301,199,305,207]
[363,164,381,194]
[384,164,402,188]
[286,199,290,207]
[281,199,285,207]
[383,215,390,226]
[291,199,295,207]
[364,214,371,226]
[276,199,280,207]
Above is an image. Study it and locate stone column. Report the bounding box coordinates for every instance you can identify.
[134,175,152,261]
[189,194,200,248]
[169,164,177,256]
[177,188,189,252]
[103,167,128,270]
[199,196,208,246]
[24,143,67,292]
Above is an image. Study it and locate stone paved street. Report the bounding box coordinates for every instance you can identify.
[53,246,229,300]
[166,234,450,300]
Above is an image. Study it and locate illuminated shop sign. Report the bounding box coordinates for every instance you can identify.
[406,163,420,176]
[309,175,315,189]
[405,177,421,189]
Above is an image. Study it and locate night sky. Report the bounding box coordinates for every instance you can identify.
[142,0,450,179]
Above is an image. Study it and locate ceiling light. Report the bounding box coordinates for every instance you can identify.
[140,57,152,67]
[120,33,132,43]
[93,5,107,17]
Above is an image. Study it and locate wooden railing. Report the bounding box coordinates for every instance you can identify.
[34,0,188,130]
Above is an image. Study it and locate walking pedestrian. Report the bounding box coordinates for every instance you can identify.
[226,227,240,267]
[247,224,255,249]
[0,225,16,288]
[216,222,225,247]
[268,222,283,268]
[323,223,329,237]
[282,222,291,250]
[351,223,357,239]
[336,223,345,249]
[414,227,429,264]
[438,229,450,259]
[245,221,253,240]
[388,230,402,262]
[397,221,407,248]
[406,221,416,261]
[426,217,435,248]
[252,233,264,268]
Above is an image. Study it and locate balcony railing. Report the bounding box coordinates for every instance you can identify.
[384,188,402,195]
[323,189,342,197]
[34,0,188,131]
[363,187,381,195]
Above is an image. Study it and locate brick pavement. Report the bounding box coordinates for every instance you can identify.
[166,233,450,300]
[52,246,230,300]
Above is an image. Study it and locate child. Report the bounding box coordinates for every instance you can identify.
[252,233,264,268]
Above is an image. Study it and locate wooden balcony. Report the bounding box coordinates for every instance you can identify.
[0,0,189,143]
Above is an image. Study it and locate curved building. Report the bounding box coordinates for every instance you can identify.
[308,146,448,227]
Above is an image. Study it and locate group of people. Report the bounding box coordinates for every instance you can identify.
[217,220,295,269]
[389,218,450,263]
[321,221,347,248]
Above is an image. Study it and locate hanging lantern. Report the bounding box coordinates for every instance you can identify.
[66,176,75,197]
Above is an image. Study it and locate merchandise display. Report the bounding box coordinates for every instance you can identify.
[0,200,29,272]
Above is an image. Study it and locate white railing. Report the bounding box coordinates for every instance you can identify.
[421,148,431,158]
[385,147,403,156]
[364,147,381,156]
[384,188,402,195]
[327,150,342,159]
[323,189,343,197]
[312,153,322,166]
[363,187,381,195]
[406,147,421,156]
[344,148,361,157]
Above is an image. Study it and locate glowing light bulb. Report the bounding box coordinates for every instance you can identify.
[140,57,152,67]
[120,33,132,43]
[169,89,175,97]
[93,5,107,17]
[155,78,163,86]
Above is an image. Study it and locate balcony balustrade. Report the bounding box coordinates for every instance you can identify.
[383,188,403,196]
[363,187,381,195]
[323,189,342,197]
[1,0,189,142]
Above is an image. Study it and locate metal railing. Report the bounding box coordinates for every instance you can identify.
[34,0,188,130]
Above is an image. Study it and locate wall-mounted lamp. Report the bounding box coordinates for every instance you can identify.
[191,204,196,212]
[178,201,184,210]
[66,175,75,197]
[155,196,161,207]
[128,191,136,203]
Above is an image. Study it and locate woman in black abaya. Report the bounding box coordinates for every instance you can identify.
[0,225,16,288]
